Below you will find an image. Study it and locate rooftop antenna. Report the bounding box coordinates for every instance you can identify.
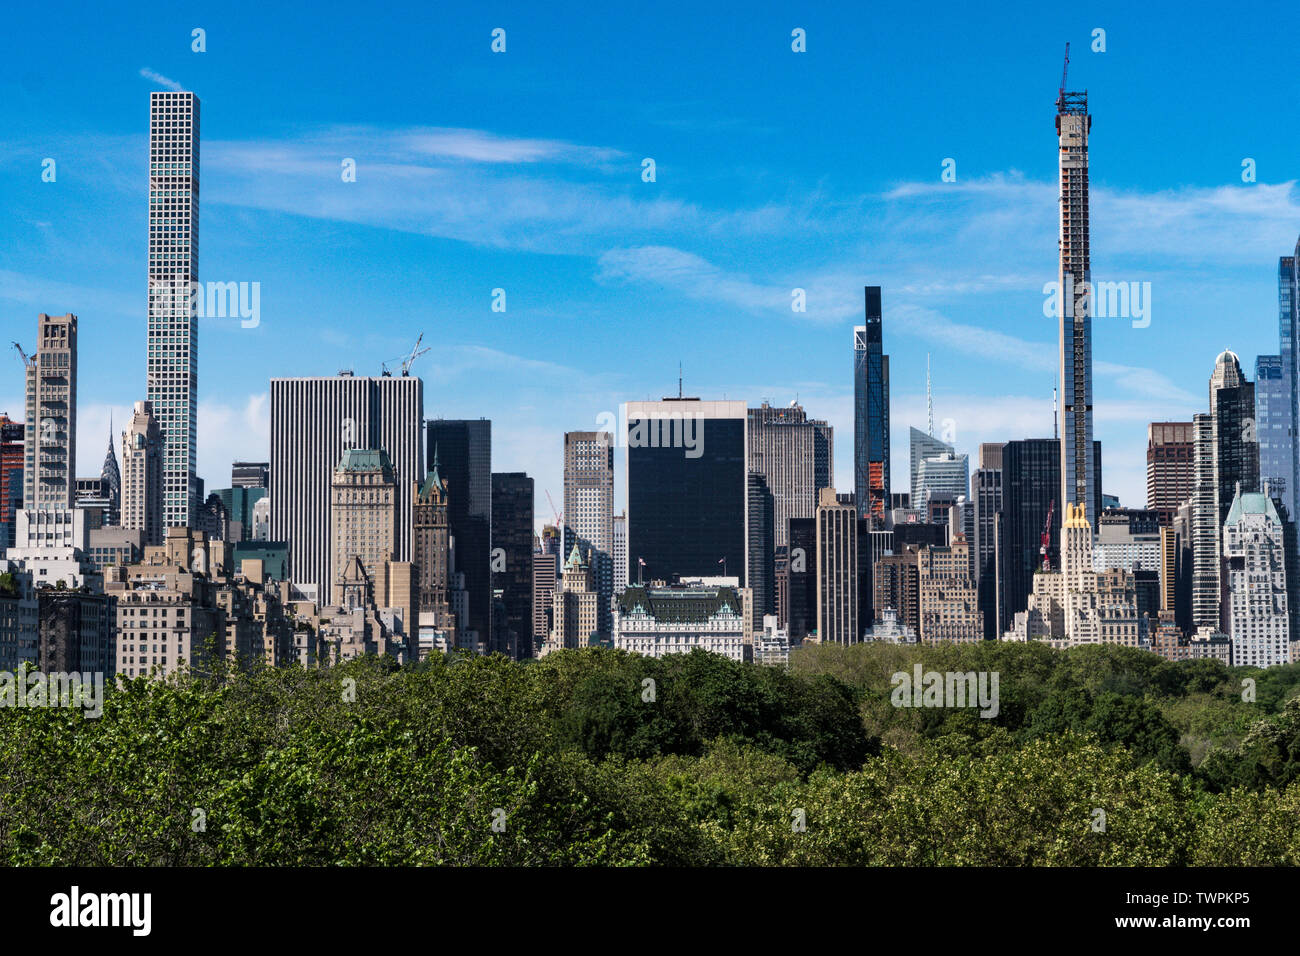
[1053,377,1059,439]
[926,353,934,437]
[678,361,683,399]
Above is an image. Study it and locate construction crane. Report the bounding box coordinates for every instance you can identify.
[12,342,34,370]
[1040,499,1056,572]
[380,333,430,377]
[545,489,563,528]
[1055,41,1071,112]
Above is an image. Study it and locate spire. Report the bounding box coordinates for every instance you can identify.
[926,353,933,437]
[419,444,446,499]
[100,410,121,508]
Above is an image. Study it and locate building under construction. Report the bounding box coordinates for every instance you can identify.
[1056,45,1098,531]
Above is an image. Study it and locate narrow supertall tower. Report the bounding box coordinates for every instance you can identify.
[1056,45,1096,529]
[854,286,889,520]
[147,89,200,530]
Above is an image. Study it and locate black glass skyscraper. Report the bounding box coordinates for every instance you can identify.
[999,438,1102,630]
[854,286,889,520]
[747,472,775,630]
[427,419,491,644]
[625,399,746,585]
[786,516,816,641]
[491,471,533,658]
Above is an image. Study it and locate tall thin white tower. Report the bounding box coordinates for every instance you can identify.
[147,90,200,530]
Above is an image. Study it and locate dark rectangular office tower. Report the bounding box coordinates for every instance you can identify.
[999,439,1060,630]
[856,512,874,627]
[625,399,747,585]
[427,419,492,645]
[232,461,270,489]
[998,438,1102,631]
[972,443,1004,639]
[491,472,534,658]
[747,472,775,630]
[786,517,817,641]
[854,287,889,521]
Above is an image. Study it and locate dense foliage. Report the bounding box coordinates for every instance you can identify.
[3,641,1300,865]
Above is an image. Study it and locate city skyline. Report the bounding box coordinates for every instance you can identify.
[4,6,1300,528]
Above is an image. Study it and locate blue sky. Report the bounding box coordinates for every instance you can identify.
[3,0,1299,525]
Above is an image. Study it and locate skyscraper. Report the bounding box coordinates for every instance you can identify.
[329,449,397,608]
[786,516,816,641]
[22,313,77,513]
[1210,352,1259,523]
[426,419,492,646]
[909,427,953,507]
[1191,351,1260,629]
[99,421,121,526]
[747,472,775,631]
[747,401,833,548]
[413,455,456,652]
[915,451,969,510]
[271,374,424,602]
[1056,78,1097,528]
[874,546,921,634]
[546,544,599,652]
[612,511,627,596]
[625,399,747,585]
[563,430,613,636]
[854,286,889,520]
[491,471,534,658]
[1147,422,1195,527]
[121,400,163,546]
[1279,252,1298,524]
[999,436,1103,633]
[998,438,1060,630]
[815,487,859,644]
[972,442,1004,639]
[533,525,562,647]
[1222,487,1291,668]
[1190,413,1218,630]
[147,90,200,530]
[0,414,22,548]
[1257,355,1290,507]
[918,535,982,644]
[231,461,270,489]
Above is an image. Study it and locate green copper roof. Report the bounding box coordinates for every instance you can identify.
[336,448,392,472]
[616,584,742,622]
[565,543,586,569]
[1224,489,1280,526]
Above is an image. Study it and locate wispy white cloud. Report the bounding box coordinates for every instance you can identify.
[397,128,623,165]
[138,68,183,91]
